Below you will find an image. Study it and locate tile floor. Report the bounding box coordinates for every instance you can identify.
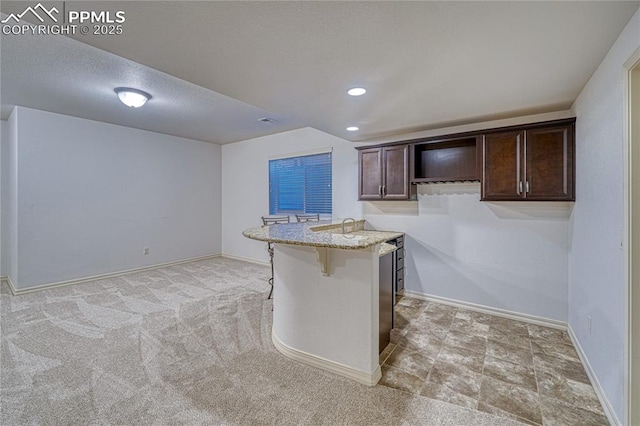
[378,296,609,425]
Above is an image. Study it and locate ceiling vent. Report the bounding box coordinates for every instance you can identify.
[258,117,278,124]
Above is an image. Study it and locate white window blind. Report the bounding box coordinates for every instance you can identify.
[269,152,332,215]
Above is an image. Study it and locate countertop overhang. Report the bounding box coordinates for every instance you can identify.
[242,220,403,250]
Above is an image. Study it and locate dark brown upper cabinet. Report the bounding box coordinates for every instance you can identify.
[358,145,416,200]
[481,120,575,201]
[357,117,575,202]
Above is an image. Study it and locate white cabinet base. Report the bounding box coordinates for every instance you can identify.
[271,243,381,385]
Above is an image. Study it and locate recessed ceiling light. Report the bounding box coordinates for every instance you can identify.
[114,87,151,108]
[346,126,359,131]
[347,87,367,96]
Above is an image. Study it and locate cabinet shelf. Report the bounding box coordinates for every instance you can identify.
[411,137,480,183]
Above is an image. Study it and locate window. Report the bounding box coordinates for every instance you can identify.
[269,152,332,216]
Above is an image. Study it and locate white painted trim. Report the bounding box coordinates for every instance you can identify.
[360,110,574,145]
[404,290,567,330]
[271,329,382,387]
[2,275,17,295]
[221,253,270,267]
[268,146,333,161]
[567,324,620,426]
[8,253,222,295]
[623,45,640,426]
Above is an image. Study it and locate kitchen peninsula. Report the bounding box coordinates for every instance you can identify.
[243,220,403,385]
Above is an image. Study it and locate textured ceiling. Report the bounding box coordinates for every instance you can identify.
[1,26,301,144]
[2,1,639,144]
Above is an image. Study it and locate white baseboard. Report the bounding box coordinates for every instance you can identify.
[221,253,270,267]
[271,330,382,387]
[2,275,17,295]
[405,291,619,423]
[6,253,222,296]
[403,290,567,330]
[567,324,620,426]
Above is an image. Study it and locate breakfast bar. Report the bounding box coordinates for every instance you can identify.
[242,220,402,385]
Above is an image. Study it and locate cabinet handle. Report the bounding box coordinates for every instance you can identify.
[518,181,523,195]
[382,185,386,196]
[526,181,531,193]
[378,185,382,197]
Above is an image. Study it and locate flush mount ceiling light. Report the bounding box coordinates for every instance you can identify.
[114,87,151,108]
[346,126,359,131]
[347,87,367,96]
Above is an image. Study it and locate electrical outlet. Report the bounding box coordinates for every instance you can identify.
[588,316,592,334]
[143,247,149,255]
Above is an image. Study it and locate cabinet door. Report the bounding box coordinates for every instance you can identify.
[382,145,411,199]
[482,131,525,200]
[358,148,383,200]
[525,125,574,200]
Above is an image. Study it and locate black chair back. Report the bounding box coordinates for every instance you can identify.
[262,216,290,225]
[295,214,320,223]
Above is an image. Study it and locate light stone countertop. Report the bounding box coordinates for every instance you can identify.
[242,220,403,252]
[378,242,398,257]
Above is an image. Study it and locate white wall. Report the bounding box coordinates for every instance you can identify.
[0,120,4,278]
[569,7,640,422]
[0,119,5,278]
[221,125,570,322]
[1,110,19,285]
[6,107,221,290]
[364,188,570,321]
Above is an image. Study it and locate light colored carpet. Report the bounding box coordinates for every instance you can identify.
[1,257,524,425]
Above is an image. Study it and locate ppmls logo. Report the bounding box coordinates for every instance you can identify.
[1,3,59,24]
[2,2,126,36]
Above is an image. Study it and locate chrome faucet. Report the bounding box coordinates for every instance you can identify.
[341,218,356,234]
